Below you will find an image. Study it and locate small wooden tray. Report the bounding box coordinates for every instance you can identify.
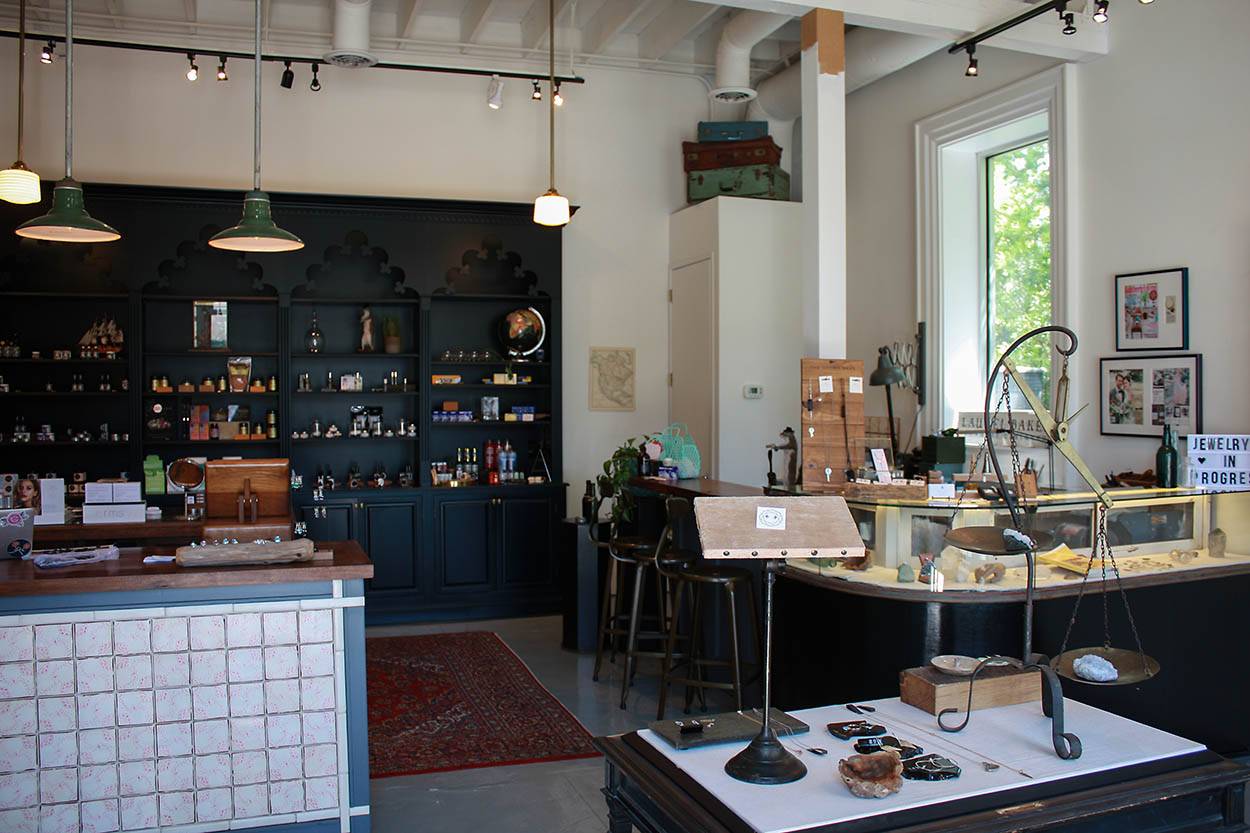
[649,708,809,750]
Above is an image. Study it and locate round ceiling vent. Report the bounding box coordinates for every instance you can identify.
[323,49,377,68]
[710,86,758,103]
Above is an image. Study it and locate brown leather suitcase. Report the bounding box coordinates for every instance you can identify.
[682,136,782,172]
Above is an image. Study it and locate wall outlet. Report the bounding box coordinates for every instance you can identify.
[743,384,763,399]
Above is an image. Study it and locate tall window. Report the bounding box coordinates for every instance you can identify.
[987,139,1051,407]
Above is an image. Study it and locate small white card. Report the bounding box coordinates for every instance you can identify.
[870,448,892,484]
[818,375,834,393]
[928,483,956,499]
[755,506,787,530]
[849,377,863,394]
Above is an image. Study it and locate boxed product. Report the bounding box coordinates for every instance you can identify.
[84,502,147,524]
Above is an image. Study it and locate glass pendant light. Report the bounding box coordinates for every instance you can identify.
[533,0,570,227]
[209,0,303,252]
[16,0,119,241]
[1,0,41,204]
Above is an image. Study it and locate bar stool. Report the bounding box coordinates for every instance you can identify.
[655,497,762,720]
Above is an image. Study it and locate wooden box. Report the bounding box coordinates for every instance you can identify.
[682,136,782,172]
[799,359,865,491]
[687,164,790,203]
[204,458,290,520]
[696,120,768,143]
[899,665,1041,716]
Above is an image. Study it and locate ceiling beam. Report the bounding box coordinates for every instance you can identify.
[584,0,655,54]
[461,0,499,44]
[638,0,721,61]
[520,0,572,51]
[397,0,425,40]
[691,0,1108,61]
[104,0,122,30]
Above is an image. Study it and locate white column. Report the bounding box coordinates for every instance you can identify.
[800,9,847,359]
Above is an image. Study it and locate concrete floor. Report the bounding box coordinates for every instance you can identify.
[366,616,737,833]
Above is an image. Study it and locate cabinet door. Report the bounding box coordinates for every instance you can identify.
[299,503,354,542]
[364,502,420,593]
[434,498,493,592]
[499,497,555,586]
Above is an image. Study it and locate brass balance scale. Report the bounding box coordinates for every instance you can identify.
[937,325,1159,759]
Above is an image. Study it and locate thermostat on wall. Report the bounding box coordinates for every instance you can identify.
[743,384,764,399]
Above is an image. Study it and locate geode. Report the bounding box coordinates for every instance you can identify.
[1073,653,1118,682]
[837,751,903,798]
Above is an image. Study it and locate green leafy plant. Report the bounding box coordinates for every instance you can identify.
[381,315,401,338]
[598,436,642,526]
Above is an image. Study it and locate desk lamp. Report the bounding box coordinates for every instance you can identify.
[869,346,905,460]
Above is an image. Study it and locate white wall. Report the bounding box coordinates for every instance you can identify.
[0,45,709,514]
[846,0,1250,480]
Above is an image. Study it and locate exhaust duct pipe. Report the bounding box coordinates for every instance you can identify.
[324,0,377,69]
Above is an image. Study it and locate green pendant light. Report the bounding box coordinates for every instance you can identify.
[532,0,570,227]
[0,0,42,204]
[15,0,120,242]
[209,0,302,252]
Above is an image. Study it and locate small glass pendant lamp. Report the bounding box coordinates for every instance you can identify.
[532,0,569,227]
[0,0,41,204]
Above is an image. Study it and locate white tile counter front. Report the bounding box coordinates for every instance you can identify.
[0,590,363,833]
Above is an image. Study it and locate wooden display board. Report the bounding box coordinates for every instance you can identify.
[799,359,865,492]
[692,495,865,560]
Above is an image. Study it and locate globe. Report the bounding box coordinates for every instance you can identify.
[497,307,546,357]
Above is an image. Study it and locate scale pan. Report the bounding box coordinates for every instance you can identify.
[944,526,1055,556]
[1051,647,1161,686]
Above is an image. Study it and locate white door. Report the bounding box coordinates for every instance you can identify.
[669,257,716,478]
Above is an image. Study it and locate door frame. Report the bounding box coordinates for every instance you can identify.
[668,252,718,479]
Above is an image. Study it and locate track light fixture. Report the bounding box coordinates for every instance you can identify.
[39,41,53,63]
[1093,0,1109,23]
[531,80,542,101]
[553,81,563,107]
[486,74,504,109]
[964,46,978,77]
[1139,0,1153,4]
[1061,13,1076,35]
[185,53,198,81]
[280,61,294,89]
[216,56,228,81]
[310,62,321,91]
[948,0,1136,76]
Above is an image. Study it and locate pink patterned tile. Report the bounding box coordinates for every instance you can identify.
[196,786,233,822]
[116,726,154,762]
[303,743,338,778]
[300,642,335,678]
[0,628,33,662]
[267,713,301,747]
[34,661,72,697]
[267,746,302,781]
[233,782,269,818]
[158,791,194,826]
[300,676,335,711]
[0,698,35,736]
[192,684,227,721]
[113,655,152,691]
[80,763,119,800]
[118,759,155,796]
[227,647,263,683]
[39,766,78,803]
[298,609,333,644]
[37,697,75,733]
[119,794,157,831]
[232,749,267,784]
[112,621,150,657]
[192,719,229,755]
[264,645,298,680]
[229,716,266,751]
[77,692,116,729]
[301,710,336,745]
[37,731,77,768]
[190,650,227,686]
[81,798,120,833]
[229,682,265,717]
[79,728,117,764]
[34,625,73,661]
[150,618,188,654]
[152,653,189,689]
[188,616,225,651]
[156,756,193,792]
[116,690,153,727]
[154,687,191,723]
[268,779,303,814]
[74,622,112,658]
[193,752,231,789]
[156,722,191,757]
[264,678,300,713]
[0,736,34,774]
[0,807,37,833]
[304,775,339,810]
[0,770,37,809]
[262,611,298,645]
[226,613,263,648]
[76,657,115,694]
[0,663,34,699]
[39,802,78,833]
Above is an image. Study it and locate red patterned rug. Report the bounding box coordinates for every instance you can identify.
[366,631,600,777]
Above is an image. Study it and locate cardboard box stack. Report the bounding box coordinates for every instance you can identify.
[83,481,147,524]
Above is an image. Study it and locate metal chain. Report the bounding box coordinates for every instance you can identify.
[1101,509,1152,674]
[1056,516,1100,659]
[1002,373,1024,504]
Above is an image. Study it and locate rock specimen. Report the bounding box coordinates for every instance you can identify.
[837,751,903,799]
[896,563,915,582]
[1073,653,1118,682]
[974,562,1006,584]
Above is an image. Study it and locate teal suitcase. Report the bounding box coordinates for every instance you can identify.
[697,121,769,142]
[686,164,790,203]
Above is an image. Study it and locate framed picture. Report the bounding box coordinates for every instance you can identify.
[1114,268,1188,351]
[1100,354,1202,437]
[588,346,636,411]
[192,300,229,350]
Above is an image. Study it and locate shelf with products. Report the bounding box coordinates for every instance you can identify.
[0,441,130,448]
[144,439,281,447]
[429,421,551,428]
[0,392,130,398]
[291,436,417,444]
[0,357,129,365]
[145,391,279,398]
[293,352,420,359]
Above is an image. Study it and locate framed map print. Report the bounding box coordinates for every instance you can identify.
[589,347,636,411]
[1100,354,1202,437]
[1114,268,1189,351]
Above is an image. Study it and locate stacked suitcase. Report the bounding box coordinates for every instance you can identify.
[683,120,790,204]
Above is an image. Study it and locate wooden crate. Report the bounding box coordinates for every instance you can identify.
[696,120,769,143]
[682,136,782,172]
[204,458,290,520]
[799,359,865,491]
[687,164,790,203]
[899,665,1041,716]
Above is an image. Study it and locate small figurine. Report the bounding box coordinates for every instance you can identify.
[359,306,375,353]
[917,552,936,583]
[766,427,799,488]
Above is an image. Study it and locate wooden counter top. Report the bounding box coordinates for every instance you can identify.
[0,540,372,597]
[34,515,205,545]
[629,476,764,499]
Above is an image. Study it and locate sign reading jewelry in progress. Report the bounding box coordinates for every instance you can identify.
[1186,434,1250,490]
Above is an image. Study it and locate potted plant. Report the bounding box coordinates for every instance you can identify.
[382,315,402,354]
[597,437,644,528]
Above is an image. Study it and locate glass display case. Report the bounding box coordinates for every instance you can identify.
[792,487,1250,595]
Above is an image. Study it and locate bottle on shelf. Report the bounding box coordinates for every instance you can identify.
[582,480,595,524]
[470,448,479,481]
[485,439,498,473]
[1156,424,1178,488]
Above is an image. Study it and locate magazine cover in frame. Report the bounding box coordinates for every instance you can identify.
[1114,268,1189,351]
[1100,354,1202,437]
